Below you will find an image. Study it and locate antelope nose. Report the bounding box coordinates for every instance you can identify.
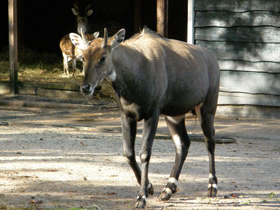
[81,84,92,95]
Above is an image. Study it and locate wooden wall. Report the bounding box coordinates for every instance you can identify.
[194,0,280,107]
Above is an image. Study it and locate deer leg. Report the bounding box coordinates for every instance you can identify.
[197,105,218,197]
[135,113,159,208]
[72,58,77,77]
[121,113,154,202]
[62,53,69,77]
[158,115,190,201]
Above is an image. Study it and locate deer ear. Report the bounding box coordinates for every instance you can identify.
[109,29,126,48]
[87,9,93,16]
[93,32,99,38]
[71,8,78,16]
[69,33,89,50]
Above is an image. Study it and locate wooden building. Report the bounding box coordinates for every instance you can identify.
[194,0,280,117]
[5,0,280,117]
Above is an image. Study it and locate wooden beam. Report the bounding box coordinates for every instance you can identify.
[134,0,142,33]
[8,0,18,94]
[157,0,168,37]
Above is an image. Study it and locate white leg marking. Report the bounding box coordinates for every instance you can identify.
[137,195,146,201]
[162,187,172,194]
[208,183,218,189]
[173,134,182,154]
[168,177,178,186]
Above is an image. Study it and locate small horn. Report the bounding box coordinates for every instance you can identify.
[73,2,78,9]
[103,28,108,47]
[85,4,92,10]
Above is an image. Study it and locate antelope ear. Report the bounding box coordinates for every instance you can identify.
[87,9,93,16]
[93,32,99,38]
[109,29,126,48]
[71,8,78,16]
[69,33,89,50]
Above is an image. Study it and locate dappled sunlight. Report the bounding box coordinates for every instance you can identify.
[0,107,279,209]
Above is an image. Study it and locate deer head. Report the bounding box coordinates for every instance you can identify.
[60,29,99,77]
[72,2,93,34]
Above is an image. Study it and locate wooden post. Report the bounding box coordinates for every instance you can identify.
[8,0,18,94]
[157,0,168,37]
[187,0,195,44]
[134,0,142,33]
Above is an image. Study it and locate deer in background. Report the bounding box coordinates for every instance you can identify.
[71,0,125,37]
[59,31,99,77]
[72,1,93,34]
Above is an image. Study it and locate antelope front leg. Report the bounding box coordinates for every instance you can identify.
[135,113,159,208]
[121,113,141,183]
[159,115,190,201]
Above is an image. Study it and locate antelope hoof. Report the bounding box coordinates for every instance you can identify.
[158,187,172,201]
[135,195,146,208]
[148,182,154,195]
[208,184,217,197]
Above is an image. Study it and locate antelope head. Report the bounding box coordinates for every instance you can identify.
[69,28,126,96]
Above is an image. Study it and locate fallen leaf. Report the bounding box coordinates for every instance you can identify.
[80,142,87,146]
[35,200,43,205]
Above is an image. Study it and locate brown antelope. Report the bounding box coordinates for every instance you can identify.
[72,1,93,34]
[59,31,99,77]
[70,28,220,208]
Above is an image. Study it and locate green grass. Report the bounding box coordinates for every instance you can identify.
[269,192,276,198]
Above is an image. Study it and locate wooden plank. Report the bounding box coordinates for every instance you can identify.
[18,81,80,91]
[195,0,280,12]
[216,105,280,119]
[8,0,18,94]
[36,89,82,99]
[195,27,280,43]
[218,60,280,74]
[157,0,168,37]
[195,11,280,27]
[219,71,280,95]
[196,41,280,62]
[218,92,280,107]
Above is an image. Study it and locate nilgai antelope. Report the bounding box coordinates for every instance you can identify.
[70,27,220,208]
[72,1,93,34]
[59,32,99,77]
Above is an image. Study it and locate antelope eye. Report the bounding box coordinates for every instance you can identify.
[99,54,106,63]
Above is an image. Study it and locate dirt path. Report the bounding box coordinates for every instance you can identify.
[0,105,279,209]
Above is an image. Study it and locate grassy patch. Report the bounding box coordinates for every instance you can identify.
[269,192,276,198]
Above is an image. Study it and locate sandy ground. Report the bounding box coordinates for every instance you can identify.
[0,104,279,209]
